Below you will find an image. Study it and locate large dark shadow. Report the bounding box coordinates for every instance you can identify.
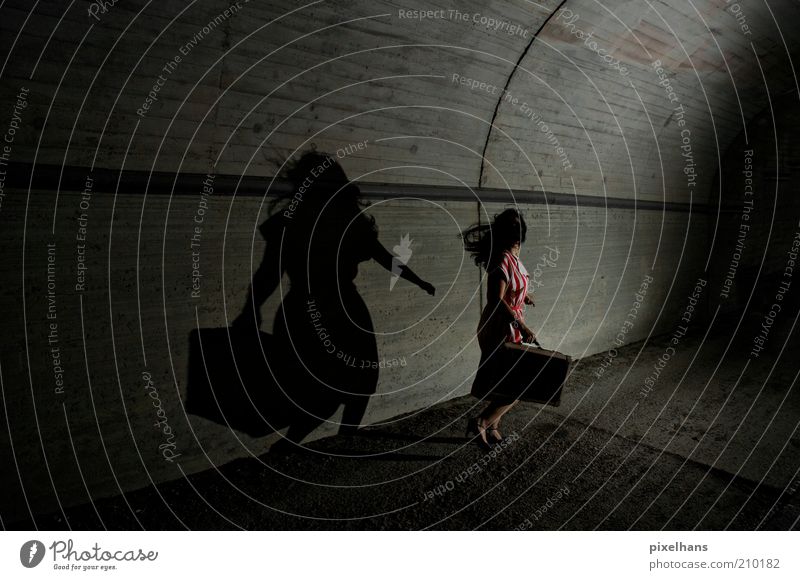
[186,326,292,437]
[187,152,434,447]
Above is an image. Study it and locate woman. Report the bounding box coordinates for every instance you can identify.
[461,208,536,448]
[235,151,435,448]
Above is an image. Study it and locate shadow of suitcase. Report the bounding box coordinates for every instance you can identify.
[472,341,571,407]
[186,326,294,437]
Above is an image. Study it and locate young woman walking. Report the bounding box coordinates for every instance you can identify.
[461,209,536,448]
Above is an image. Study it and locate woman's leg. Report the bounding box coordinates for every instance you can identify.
[339,394,369,435]
[480,399,517,439]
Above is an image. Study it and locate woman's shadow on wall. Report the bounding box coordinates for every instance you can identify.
[186,152,434,450]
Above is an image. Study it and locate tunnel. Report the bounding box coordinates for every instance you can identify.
[1,0,799,532]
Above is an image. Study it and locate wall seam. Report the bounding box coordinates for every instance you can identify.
[477,0,568,188]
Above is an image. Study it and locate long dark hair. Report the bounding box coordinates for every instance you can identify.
[461,208,527,269]
[270,150,376,234]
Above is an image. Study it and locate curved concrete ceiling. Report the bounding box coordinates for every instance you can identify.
[482,0,800,204]
[1,0,799,204]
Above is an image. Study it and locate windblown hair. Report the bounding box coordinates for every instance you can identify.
[270,150,376,233]
[286,151,350,192]
[460,208,527,270]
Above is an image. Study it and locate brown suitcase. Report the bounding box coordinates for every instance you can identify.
[471,341,571,407]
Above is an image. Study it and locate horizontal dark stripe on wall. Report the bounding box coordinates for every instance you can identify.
[3,162,727,213]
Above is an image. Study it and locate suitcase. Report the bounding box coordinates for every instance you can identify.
[471,341,571,407]
[186,326,293,436]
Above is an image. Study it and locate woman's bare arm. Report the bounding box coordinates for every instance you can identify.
[487,272,535,342]
[234,218,285,326]
[371,239,435,295]
[487,275,517,322]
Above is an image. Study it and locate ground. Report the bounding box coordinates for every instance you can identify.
[11,316,800,530]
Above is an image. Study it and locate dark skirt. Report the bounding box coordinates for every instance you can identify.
[471,345,519,403]
[273,288,379,413]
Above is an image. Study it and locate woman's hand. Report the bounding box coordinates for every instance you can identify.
[524,292,535,306]
[419,281,436,296]
[520,323,536,344]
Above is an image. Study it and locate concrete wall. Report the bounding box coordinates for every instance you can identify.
[1,0,798,521]
[1,0,798,190]
[707,93,800,321]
